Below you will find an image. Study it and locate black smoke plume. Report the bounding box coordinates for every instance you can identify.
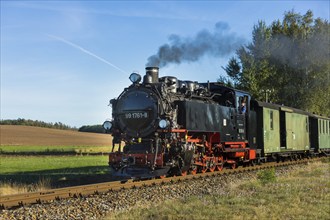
[146,22,246,67]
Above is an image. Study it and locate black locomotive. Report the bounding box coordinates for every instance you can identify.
[103,67,330,179]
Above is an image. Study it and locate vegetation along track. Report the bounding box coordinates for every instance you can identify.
[0,157,322,211]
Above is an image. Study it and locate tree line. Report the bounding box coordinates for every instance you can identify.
[0,118,77,130]
[221,10,329,116]
[0,118,106,133]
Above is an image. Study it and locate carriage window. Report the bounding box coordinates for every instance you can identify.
[270,111,274,130]
[324,121,326,134]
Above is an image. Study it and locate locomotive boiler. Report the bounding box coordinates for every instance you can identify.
[103,67,257,178]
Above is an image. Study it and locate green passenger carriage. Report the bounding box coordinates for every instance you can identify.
[251,101,328,161]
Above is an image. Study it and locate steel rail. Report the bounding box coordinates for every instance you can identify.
[0,158,321,210]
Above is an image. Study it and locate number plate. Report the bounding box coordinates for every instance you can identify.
[125,112,148,119]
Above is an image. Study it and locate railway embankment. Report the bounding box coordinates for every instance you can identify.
[1,159,329,220]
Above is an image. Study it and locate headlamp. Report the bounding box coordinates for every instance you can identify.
[158,119,169,129]
[103,121,113,130]
[129,72,142,84]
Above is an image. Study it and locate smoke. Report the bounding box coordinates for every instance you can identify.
[46,34,128,74]
[146,22,246,67]
[268,32,329,70]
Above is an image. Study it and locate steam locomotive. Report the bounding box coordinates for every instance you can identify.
[103,67,330,179]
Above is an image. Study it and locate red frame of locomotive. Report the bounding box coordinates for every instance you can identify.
[109,128,256,176]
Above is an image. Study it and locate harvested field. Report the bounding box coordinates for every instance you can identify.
[0,125,113,147]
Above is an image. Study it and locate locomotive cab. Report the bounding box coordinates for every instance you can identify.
[197,83,251,142]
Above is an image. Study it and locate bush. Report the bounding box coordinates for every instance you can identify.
[78,125,104,133]
[257,168,276,185]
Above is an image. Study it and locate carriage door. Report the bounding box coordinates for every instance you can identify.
[280,107,294,150]
[285,113,294,150]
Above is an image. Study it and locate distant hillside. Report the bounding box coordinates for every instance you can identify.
[0,125,113,146]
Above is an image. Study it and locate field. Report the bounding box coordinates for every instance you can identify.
[0,125,114,153]
[108,160,330,220]
[0,155,109,174]
[0,125,115,195]
[0,155,110,196]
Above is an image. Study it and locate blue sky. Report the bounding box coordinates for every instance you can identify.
[1,1,329,127]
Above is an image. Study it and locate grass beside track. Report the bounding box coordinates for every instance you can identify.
[0,155,109,174]
[107,159,330,220]
[0,155,110,195]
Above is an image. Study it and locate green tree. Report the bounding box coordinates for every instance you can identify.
[223,10,330,115]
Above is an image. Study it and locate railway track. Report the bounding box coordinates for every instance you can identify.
[0,158,321,210]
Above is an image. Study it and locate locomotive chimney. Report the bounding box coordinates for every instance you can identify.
[144,67,159,83]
